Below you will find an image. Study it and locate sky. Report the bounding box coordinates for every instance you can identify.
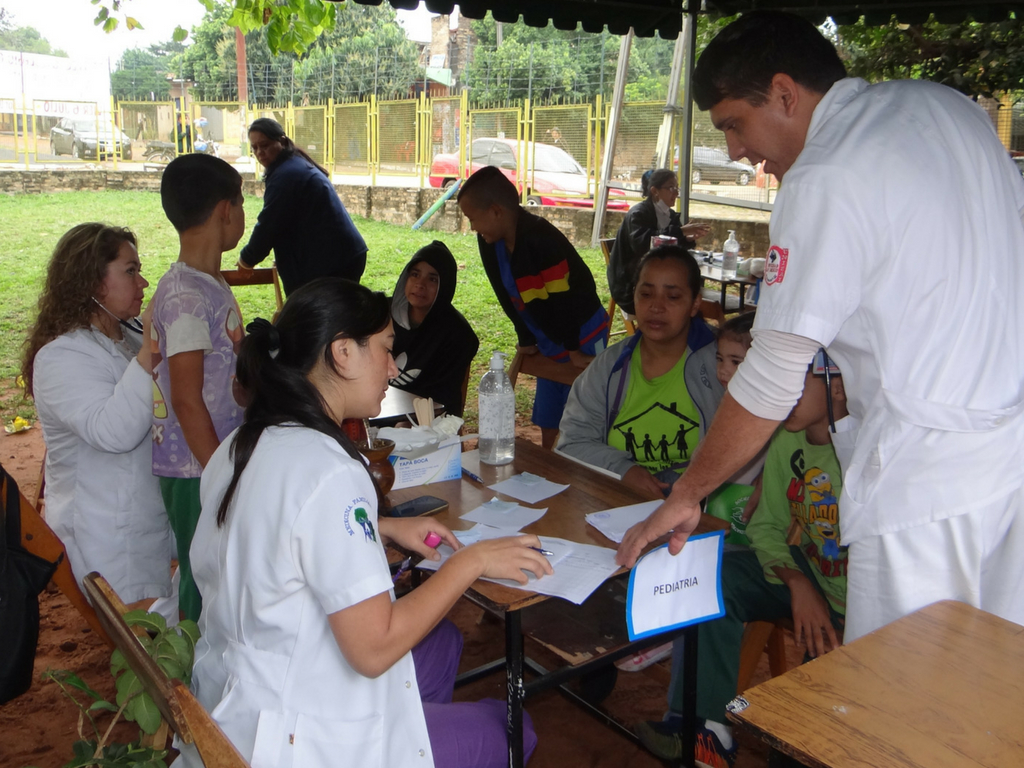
[2,0,436,64]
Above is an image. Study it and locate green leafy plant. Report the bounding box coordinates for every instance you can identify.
[36,612,200,768]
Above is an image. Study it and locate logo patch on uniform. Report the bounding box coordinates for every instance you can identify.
[764,246,789,286]
[342,497,373,538]
[353,508,377,542]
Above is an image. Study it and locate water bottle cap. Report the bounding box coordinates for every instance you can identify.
[490,351,506,370]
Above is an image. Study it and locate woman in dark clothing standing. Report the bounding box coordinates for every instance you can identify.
[237,118,368,295]
[390,241,479,417]
[607,169,709,314]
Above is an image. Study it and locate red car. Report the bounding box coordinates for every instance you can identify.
[429,137,628,210]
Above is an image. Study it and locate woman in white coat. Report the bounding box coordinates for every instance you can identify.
[23,223,175,605]
[185,278,549,768]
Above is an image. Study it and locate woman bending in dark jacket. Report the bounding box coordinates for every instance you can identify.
[238,118,367,295]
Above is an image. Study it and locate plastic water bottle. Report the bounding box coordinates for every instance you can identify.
[722,230,740,280]
[478,351,515,465]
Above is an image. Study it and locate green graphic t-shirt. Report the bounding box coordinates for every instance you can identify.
[607,348,700,476]
[747,428,848,614]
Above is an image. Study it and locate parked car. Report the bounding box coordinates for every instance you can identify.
[689,146,753,185]
[429,137,628,210]
[49,117,132,161]
[1013,154,1024,179]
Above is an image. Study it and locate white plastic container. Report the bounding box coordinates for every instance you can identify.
[722,230,740,279]
[478,351,515,465]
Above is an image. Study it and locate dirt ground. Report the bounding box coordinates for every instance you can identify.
[0,425,800,768]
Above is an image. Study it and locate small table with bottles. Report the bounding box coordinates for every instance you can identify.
[699,262,759,313]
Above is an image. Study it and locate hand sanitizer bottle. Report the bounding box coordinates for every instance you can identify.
[478,351,515,465]
[722,230,740,280]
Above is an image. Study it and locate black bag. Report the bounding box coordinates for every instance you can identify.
[0,464,60,705]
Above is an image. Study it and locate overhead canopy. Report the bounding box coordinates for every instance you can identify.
[349,0,1023,38]
[704,0,1023,26]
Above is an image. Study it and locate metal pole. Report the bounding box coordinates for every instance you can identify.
[655,32,687,169]
[591,30,633,248]
[527,42,534,104]
[679,10,698,224]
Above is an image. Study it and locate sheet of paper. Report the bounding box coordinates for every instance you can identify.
[450,523,513,545]
[585,500,663,544]
[461,498,547,531]
[416,537,618,605]
[626,531,725,640]
[488,472,569,504]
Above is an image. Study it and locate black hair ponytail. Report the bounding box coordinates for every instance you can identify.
[215,278,391,526]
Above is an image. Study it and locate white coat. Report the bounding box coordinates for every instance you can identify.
[181,426,434,768]
[33,327,174,602]
[755,77,1024,545]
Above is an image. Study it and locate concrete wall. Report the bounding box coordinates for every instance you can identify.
[0,168,769,255]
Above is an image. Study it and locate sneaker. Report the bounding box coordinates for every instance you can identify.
[634,719,737,767]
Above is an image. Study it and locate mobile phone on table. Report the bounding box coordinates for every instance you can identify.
[388,495,449,518]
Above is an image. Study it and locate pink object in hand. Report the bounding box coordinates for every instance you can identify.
[423,532,442,548]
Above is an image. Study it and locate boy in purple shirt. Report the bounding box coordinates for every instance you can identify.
[150,154,246,620]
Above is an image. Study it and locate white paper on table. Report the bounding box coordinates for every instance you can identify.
[626,531,725,641]
[461,498,548,531]
[416,537,618,605]
[488,473,569,504]
[417,532,567,572]
[585,500,663,544]
[450,523,512,545]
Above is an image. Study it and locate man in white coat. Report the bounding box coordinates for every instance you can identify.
[617,11,1024,644]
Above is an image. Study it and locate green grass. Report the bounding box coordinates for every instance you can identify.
[0,190,614,430]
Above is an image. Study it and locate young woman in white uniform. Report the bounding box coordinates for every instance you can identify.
[23,224,175,606]
[184,278,550,768]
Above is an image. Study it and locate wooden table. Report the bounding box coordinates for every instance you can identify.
[727,600,1024,767]
[390,439,727,768]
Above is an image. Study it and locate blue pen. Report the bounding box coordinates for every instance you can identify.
[461,467,484,484]
[530,546,555,556]
[392,557,412,583]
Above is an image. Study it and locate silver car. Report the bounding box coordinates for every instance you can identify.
[49,117,132,160]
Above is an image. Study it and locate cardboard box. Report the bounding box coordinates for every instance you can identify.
[389,436,462,490]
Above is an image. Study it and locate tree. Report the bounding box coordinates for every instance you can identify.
[0,24,69,56]
[463,14,735,105]
[111,48,172,101]
[171,3,420,103]
[89,0,333,55]
[836,15,1024,100]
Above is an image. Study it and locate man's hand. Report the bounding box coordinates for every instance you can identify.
[236,259,254,274]
[615,494,701,567]
[621,465,670,500]
[784,572,838,658]
[568,349,594,369]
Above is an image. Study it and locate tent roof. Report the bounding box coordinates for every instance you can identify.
[368,0,1022,39]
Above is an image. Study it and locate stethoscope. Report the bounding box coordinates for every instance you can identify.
[92,297,143,335]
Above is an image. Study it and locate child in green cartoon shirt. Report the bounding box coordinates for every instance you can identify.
[637,350,849,768]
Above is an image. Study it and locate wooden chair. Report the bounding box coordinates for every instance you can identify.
[83,573,251,768]
[737,619,792,694]
[598,238,637,338]
[11,472,111,646]
[735,519,805,693]
[221,267,284,321]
